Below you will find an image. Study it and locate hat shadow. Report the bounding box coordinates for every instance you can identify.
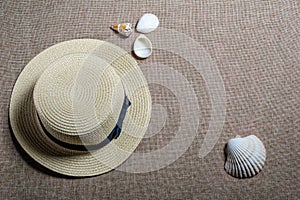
[8,115,102,179]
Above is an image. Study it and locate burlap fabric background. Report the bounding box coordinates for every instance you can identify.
[0,0,299,199]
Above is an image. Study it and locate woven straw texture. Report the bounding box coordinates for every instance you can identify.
[9,39,152,177]
[1,0,299,199]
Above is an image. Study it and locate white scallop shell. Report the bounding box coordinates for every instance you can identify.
[136,13,159,33]
[225,135,266,178]
[133,34,152,58]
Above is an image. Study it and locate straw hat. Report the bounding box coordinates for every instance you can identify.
[9,39,152,177]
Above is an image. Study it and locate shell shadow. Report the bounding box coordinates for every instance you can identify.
[223,143,227,168]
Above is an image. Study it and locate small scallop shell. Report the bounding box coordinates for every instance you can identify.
[111,23,133,37]
[136,13,159,34]
[133,34,152,58]
[224,135,266,178]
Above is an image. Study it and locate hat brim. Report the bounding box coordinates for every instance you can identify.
[9,39,152,177]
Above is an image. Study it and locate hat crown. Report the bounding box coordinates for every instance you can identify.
[33,54,125,146]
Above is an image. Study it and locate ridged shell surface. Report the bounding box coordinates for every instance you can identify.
[225,135,266,178]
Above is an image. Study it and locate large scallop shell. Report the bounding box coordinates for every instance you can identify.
[224,135,266,178]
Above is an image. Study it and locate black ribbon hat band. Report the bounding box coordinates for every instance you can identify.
[37,96,131,151]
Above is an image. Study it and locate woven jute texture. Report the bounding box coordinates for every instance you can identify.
[0,0,299,199]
